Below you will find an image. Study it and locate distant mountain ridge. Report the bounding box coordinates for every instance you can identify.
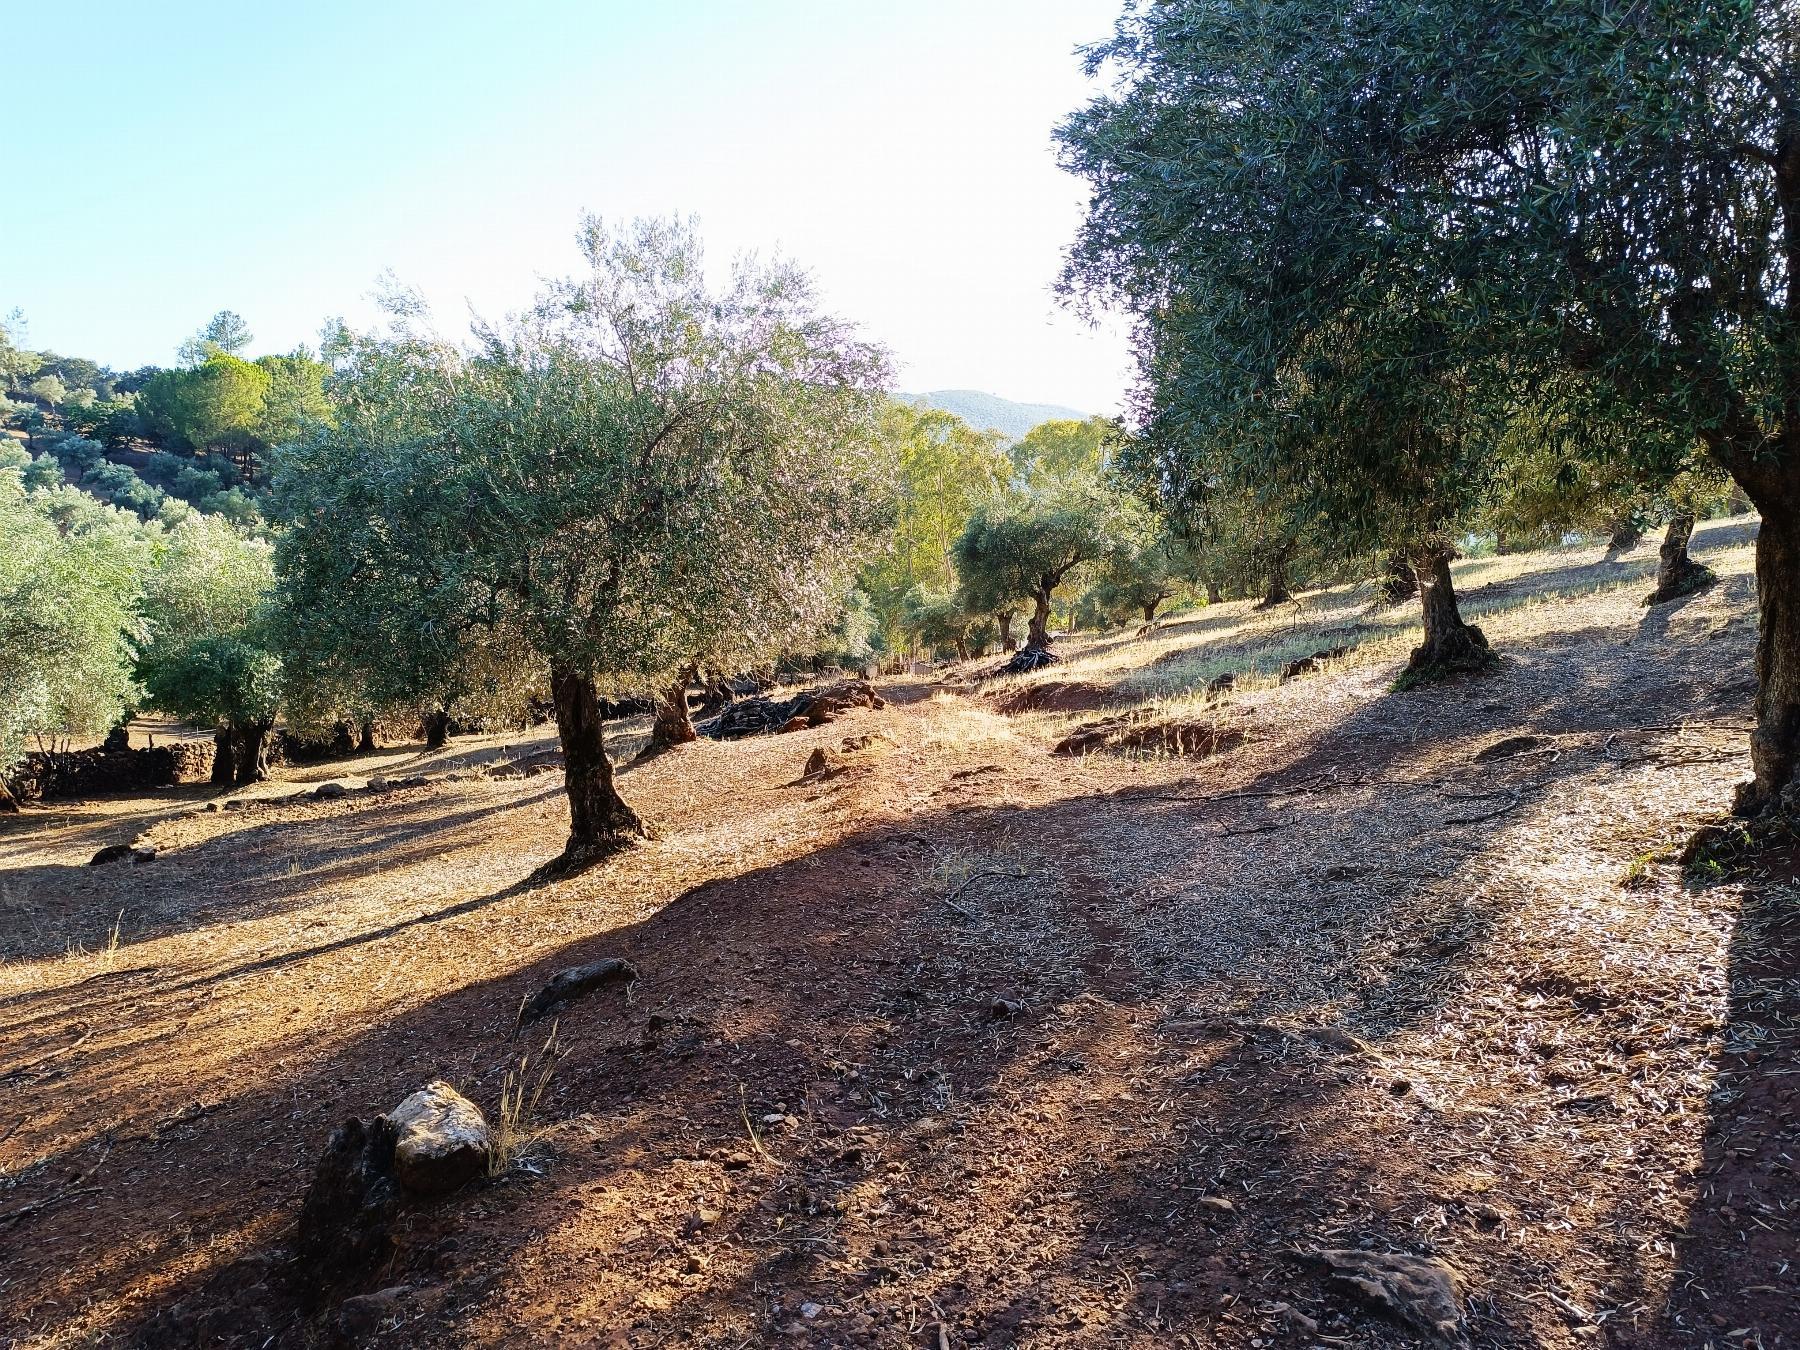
[903,389,1091,441]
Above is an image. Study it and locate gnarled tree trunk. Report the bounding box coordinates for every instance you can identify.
[423,709,450,751]
[210,727,236,786]
[1378,550,1418,606]
[997,611,1017,652]
[358,719,377,754]
[1402,544,1492,684]
[650,663,700,750]
[0,777,18,813]
[1205,580,1223,605]
[1027,589,1054,649]
[1737,505,1800,816]
[1141,599,1162,624]
[1644,511,1715,606]
[234,721,272,785]
[551,666,646,865]
[1255,546,1293,609]
[1604,515,1643,558]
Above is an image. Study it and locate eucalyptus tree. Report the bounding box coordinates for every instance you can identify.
[281,218,891,867]
[858,402,1012,652]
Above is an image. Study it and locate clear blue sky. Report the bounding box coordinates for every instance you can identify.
[3,1,1132,413]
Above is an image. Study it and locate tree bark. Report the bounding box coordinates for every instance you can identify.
[650,663,699,750]
[1604,515,1643,558]
[1402,544,1493,684]
[1255,548,1293,609]
[0,776,18,813]
[423,709,450,751]
[1206,581,1223,605]
[551,666,646,864]
[210,727,236,786]
[357,719,377,754]
[1736,505,1800,816]
[1378,550,1418,606]
[954,637,971,662]
[1141,599,1161,624]
[996,611,1017,652]
[1644,511,1715,605]
[234,721,272,785]
[1027,589,1053,649]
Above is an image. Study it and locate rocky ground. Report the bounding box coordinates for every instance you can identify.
[0,524,1794,1349]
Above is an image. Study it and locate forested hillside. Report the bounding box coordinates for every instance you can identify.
[903,389,1090,440]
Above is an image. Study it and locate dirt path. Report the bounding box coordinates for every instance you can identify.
[0,564,1794,1348]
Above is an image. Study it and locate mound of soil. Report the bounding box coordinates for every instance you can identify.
[993,680,1123,716]
[1053,714,1249,758]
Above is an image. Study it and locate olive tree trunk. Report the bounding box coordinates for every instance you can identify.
[1027,590,1054,649]
[997,611,1017,652]
[551,666,646,864]
[1737,505,1800,816]
[357,719,377,753]
[1378,550,1418,606]
[1255,544,1294,609]
[210,727,236,786]
[1644,511,1715,606]
[1604,515,1644,558]
[234,721,272,785]
[1205,580,1223,605]
[650,663,700,750]
[423,709,450,751]
[1402,544,1492,684]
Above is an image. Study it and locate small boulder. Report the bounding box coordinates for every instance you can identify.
[132,845,158,864]
[389,1082,490,1195]
[1474,734,1548,762]
[337,1284,414,1340]
[89,843,132,866]
[313,781,348,800]
[778,715,810,733]
[1308,1247,1463,1341]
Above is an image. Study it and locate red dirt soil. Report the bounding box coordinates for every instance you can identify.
[1,576,1795,1349]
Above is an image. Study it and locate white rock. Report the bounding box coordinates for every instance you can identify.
[389,1081,490,1194]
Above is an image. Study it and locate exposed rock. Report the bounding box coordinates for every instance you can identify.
[779,715,810,733]
[313,781,349,800]
[1280,645,1348,681]
[519,957,639,1026]
[390,1082,490,1195]
[1308,1247,1464,1341]
[1474,734,1549,762]
[337,1284,416,1340]
[132,845,158,864]
[89,843,132,866]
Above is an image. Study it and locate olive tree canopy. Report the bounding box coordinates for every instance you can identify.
[278,217,892,868]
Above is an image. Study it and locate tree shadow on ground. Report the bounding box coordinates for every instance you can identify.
[1657,859,1800,1348]
[0,783,564,965]
[0,602,1767,1348]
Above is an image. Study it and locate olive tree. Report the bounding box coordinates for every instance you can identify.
[280,217,891,868]
[137,515,282,784]
[0,482,148,807]
[954,484,1142,651]
[1062,0,1800,811]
